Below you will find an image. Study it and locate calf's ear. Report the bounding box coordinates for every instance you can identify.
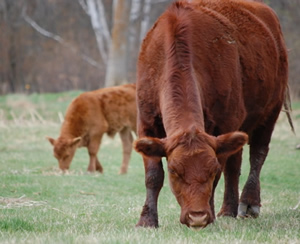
[215,132,248,156]
[134,137,166,157]
[46,137,56,146]
[70,137,81,147]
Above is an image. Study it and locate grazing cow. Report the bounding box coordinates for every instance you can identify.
[134,0,288,229]
[47,83,136,174]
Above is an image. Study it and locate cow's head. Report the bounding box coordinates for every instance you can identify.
[46,136,81,171]
[134,129,248,229]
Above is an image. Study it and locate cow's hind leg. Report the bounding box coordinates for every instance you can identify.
[137,157,164,228]
[87,135,103,173]
[238,139,269,218]
[238,107,281,218]
[218,150,243,218]
[118,127,133,174]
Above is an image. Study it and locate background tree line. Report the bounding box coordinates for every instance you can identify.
[0,0,299,99]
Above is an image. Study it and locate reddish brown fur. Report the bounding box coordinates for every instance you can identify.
[134,0,288,229]
[47,83,136,174]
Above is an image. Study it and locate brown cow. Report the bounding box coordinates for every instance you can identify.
[47,83,136,174]
[134,0,288,229]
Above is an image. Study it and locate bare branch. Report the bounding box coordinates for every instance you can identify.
[140,0,152,42]
[96,0,111,45]
[130,0,144,21]
[21,5,101,68]
[153,0,171,3]
[78,0,89,15]
[84,0,111,63]
[23,15,63,43]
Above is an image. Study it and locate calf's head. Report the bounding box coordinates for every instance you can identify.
[47,137,81,171]
[134,129,248,228]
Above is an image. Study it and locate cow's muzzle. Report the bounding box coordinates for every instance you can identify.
[182,211,212,229]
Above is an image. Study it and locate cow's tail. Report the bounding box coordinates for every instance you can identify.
[282,85,295,134]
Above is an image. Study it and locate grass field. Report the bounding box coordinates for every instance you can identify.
[0,92,299,244]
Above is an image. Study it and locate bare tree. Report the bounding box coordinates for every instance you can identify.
[127,0,146,82]
[78,0,111,63]
[0,0,18,93]
[105,0,132,87]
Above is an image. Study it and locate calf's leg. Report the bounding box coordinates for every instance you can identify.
[87,135,103,173]
[118,127,134,174]
[95,157,103,173]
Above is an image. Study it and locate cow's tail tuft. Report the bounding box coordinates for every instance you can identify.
[282,85,295,134]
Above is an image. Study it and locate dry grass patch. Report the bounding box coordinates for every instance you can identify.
[0,195,47,209]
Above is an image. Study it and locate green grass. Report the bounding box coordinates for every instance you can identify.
[0,92,299,244]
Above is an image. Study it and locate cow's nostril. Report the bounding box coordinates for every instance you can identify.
[188,211,209,228]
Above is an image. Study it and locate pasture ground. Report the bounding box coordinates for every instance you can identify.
[0,92,299,244]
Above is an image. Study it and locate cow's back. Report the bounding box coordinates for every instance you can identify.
[62,84,136,138]
[191,0,288,133]
[97,84,137,137]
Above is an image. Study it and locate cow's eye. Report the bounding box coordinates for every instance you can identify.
[168,168,176,175]
[168,168,182,179]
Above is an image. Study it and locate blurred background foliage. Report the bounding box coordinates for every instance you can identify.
[0,0,299,99]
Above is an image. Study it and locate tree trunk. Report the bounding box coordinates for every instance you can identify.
[127,0,145,82]
[105,0,132,87]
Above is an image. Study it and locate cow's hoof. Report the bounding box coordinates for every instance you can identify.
[217,211,235,218]
[95,167,103,173]
[237,202,260,219]
[217,207,236,218]
[136,217,158,228]
[118,170,127,175]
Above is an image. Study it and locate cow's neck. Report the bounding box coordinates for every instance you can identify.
[60,120,84,139]
[160,77,205,137]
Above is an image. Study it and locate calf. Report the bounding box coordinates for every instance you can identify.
[47,83,136,174]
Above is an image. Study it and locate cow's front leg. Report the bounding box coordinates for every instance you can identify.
[137,157,164,228]
[210,168,222,219]
[218,150,243,217]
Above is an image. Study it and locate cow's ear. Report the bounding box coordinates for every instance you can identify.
[134,137,166,157]
[215,132,248,156]
[46,137,56,146]
[70,137,81,147]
